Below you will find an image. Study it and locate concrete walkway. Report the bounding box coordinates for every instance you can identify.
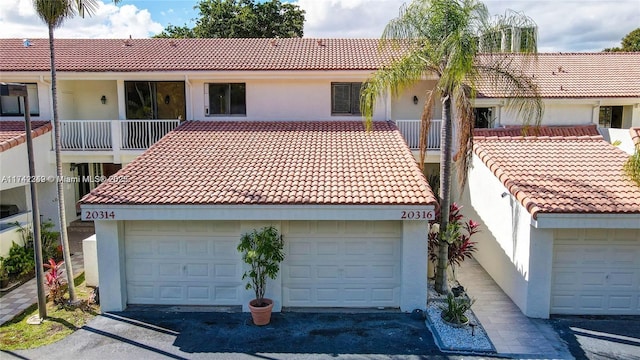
[457,257,572,359]
[0,253,84,325]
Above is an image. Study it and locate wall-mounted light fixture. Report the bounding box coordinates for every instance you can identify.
[100,95,107,105]
[413,95,419,105]
[164,95,171,104]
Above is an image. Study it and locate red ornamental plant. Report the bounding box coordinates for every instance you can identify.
[44,258,65,304]
[428,203,480,276]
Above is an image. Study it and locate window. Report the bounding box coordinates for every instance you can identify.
[332,82,362,115]
[0,83,39,116]
[599,106,623,128]
[206,83,246,116]
[473,107,494,128]
[125,81,185,119]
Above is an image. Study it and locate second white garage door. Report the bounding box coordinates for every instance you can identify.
[551,229,640,315]
[282,220,402,308]
[125,221,243,306]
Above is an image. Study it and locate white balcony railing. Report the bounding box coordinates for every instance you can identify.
[120,120,181,150]
[60,120,112,150]
[59,119,180,151]
[395,119,442,150]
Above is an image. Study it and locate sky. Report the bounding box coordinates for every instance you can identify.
[0,0,638,52]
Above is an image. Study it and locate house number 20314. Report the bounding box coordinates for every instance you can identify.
[83,210,115,220]
[401,210,435,220]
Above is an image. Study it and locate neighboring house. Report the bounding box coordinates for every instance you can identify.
[0,121,57,257]
[459,125,640,317]
[1,38,639,315]
[473,52,640,154]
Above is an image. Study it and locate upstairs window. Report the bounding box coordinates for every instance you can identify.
[599,106,623,128]
[206,83,246,116]
[473,107,494,128]
[125,81,185,120]
[332,82,362,115]
[0,83,39,116]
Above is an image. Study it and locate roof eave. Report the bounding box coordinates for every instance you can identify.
[533,212,640,229]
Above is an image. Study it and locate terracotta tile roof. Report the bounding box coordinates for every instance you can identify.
[81,121,436,206]
[473,124,600,138]
[0,38,402,72]
[0,121,51,152]
[474,132,640,218]
[3,38,636,98]
[476,52,640,98]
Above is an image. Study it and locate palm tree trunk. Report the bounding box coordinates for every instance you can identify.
[48,24,77,303]
[434,95,452,294]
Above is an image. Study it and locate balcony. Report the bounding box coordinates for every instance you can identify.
[59,119,181,151]
[58,119,181,163]
[395,119,442,150]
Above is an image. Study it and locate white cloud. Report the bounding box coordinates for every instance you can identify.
[296,0,640,51]
[0,0,163,39]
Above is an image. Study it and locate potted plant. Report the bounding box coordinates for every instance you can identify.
[237,226,284,326]
[440,293,475,328]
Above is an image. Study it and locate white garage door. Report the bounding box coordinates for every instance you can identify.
[125,221,243,305]
[282,220,402,308]
[551,229,640,315]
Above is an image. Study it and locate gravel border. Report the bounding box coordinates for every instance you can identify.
[426,282,496,354]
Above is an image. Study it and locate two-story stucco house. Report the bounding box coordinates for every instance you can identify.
[0,38,638,317]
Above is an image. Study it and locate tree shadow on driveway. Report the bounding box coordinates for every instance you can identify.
[107,310,440,356]
[550,315,640,360]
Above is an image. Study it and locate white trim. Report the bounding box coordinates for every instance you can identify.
[533,213,640,229]
[80,204,435,221]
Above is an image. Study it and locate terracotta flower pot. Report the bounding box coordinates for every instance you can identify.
[249,298,274,326]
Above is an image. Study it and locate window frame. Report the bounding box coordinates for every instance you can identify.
[205,83,247,116]
[331,82,362,116]
[124,81,186,120]
[0,83,40,116]
[473,107,495,128]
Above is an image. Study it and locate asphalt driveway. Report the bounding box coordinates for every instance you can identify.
[4,310,458,360]
[550,315,640,360]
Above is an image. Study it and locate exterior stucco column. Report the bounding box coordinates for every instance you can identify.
[401,220,429,311]
[95,220,127,312]
[525,227,554,318]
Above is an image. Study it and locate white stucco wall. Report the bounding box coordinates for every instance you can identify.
[500,102,594,127]
[188,77,387,121]
[0,130,58,227]
[391,80,442,120]
[58,80,118,120]
[460,154,553,318]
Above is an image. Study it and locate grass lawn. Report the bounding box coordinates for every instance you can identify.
[0,273,99,350]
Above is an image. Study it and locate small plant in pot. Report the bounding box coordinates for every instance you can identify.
[440,293,475,328]
[237,226,284,326]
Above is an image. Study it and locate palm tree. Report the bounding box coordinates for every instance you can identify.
[361,0,543,294]
[34,0,120,303]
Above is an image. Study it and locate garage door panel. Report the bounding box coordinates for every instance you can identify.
[125,221,243,306]
[552,229,640,315]
[283,221,401,308]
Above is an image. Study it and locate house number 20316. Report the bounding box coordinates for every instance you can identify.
[401,210,435,220]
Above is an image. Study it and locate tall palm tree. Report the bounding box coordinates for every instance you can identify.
[34,0,120,303]
[361,0,543,294]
